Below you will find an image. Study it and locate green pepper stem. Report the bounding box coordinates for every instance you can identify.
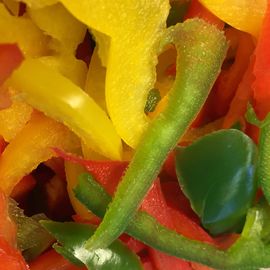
[258,123,270,203]
[84,19,228,251]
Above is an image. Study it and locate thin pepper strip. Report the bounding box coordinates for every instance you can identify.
[258,124,270,203]
[83,19,227,251]
[252,0,270,120]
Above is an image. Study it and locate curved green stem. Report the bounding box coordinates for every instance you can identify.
[258,123,270,203]
[84,19,228,251]
[246,104,270,204]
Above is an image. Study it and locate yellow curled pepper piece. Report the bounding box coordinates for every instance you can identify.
[0,3,50,57]
[60,0,170,148]
[0,112,80,195]
[27,3,87,54]
[198,0,267,37]
[0,100,33,142]
[7,59,123,160]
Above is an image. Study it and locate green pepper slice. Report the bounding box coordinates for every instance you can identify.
[175,129,257,235]
[41,221,143,270]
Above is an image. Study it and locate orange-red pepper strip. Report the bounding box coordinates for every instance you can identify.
[252,0,270,120]
[185,0,224,30]
[223,56,255,128]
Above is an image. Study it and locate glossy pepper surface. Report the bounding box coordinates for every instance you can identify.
[175,129,257,235]
[41,221,143,270]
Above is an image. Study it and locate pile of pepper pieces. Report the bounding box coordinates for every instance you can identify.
[0,0,270,269]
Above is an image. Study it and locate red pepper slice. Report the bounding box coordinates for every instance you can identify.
[54,148,127,195]
[29,249,86,270]
[252,1,270,119]
[185,0,224,30]
[0,137,6,154]
[141,179,193,270]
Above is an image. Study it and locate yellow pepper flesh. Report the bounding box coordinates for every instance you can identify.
[60,0,170,148]
[0,3,50,57]
[84,48,107,112]
[0,112,79,195]
[16,0,57,9]
[39,55,87,88]
[27,3,87,54]
[199,0,267,37]
[65,161,93,220]
[0,100,33,142]
[2,0,20,15]
[7,59,122,160]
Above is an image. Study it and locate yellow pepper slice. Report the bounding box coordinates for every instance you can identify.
[198,0,267,37]
[2,0,20,15]
[60,0,170,148]
[0,100,33,142]
[7,59,122,160]
[39,55,87,88]
[65,161,93,220]
[0,112,80,195]
[16,0,57,9]
[84,48,107,112]
[27,3,86,54]
[0,3,50,57]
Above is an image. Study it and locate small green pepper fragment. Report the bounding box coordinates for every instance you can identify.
[41,220,143,270]
[84,18,228,251]
[144,88,161,114]
[175,129,257,235]
[8,198,54,261]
